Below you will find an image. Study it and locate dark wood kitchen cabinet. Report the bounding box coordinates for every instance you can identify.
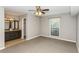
[5,30,21,41]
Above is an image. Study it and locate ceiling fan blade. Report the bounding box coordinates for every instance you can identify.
[42,9,49,11]
[42,12,45,14]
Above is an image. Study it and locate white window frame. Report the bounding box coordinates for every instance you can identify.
[49,17,61,38]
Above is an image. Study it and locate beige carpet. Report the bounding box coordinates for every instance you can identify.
[0,36,77,53]
[5,39,25,48]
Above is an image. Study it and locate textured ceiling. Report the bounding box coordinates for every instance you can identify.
[4,6,79,16]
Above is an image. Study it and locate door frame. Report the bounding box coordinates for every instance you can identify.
[21,17,26,39]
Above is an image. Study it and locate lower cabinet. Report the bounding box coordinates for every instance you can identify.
[5,30,21,41]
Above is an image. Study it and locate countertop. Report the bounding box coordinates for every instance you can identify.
[5,30,21,32]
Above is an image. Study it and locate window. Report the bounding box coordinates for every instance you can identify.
[50,18,60,36]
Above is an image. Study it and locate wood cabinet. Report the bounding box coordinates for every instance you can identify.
[5,30,21,41]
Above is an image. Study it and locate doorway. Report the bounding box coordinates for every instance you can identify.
[23,18,26,39]
[22,18,26,39]
[5,19,24,48]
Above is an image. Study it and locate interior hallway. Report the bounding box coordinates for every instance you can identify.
[0,36,77,53]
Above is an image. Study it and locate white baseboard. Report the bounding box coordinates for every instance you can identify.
[26,35,76,43]
[41,35,76,43]
[27,35,40,40]
[0,47,5,50]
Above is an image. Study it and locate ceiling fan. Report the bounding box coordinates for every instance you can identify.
[28,6,49,16]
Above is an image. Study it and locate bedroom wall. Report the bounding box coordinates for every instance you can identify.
[77,14,79,51]
[0,7,4,50]
[40,13,77,42]
[26,14,40,40]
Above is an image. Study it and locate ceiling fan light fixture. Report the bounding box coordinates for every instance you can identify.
[35,11,39,15]
[38,11,42,16]
[35,11,42,16]
[29,6,49,16]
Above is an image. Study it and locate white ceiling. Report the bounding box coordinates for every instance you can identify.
[4,6,79,16]
[71,6,79,16]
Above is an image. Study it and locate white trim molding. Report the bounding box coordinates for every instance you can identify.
[0,47,5,50]
[26,35,40,40]
[41,35,76,43]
